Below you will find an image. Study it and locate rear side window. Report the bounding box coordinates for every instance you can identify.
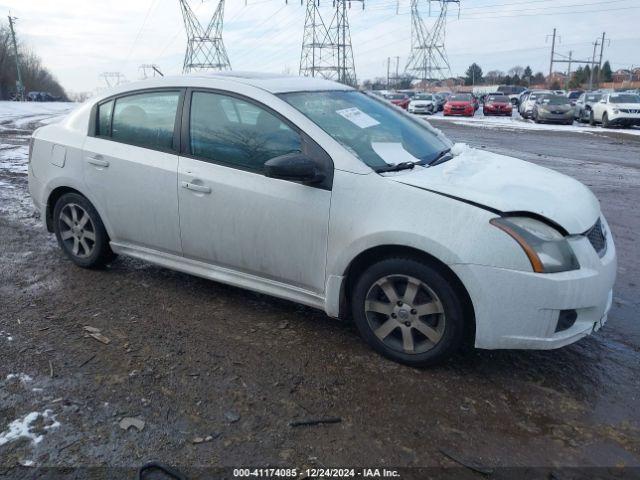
[110,91,180,150]
[189,91,301,172]
[97,100,114,136]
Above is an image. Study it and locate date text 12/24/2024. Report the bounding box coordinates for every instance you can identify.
[233,468,400,478]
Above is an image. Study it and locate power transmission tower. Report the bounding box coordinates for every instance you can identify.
[179,0,231,73]
[100,72,127,88]
[404,0,459,83]
[299,0,363,87]
[7,14,24,101]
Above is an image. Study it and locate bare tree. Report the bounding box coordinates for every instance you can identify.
[508,66,525,78]
[0,21,67,100]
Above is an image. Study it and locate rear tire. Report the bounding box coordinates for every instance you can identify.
[351,257,466,367]
[53,193,115,269]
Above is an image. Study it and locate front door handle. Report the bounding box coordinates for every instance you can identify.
[86,155,109,168]
[181,181,211,194]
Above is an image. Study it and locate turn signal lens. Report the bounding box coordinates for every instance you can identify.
[490,216,580,273]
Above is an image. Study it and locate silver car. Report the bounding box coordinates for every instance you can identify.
[574,92,603,123]
[532,95,574,125]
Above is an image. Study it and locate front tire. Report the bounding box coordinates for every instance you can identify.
[53,193,115,269]
[351,257,466,367]
[602,112,610,128]
[590,110,596,126]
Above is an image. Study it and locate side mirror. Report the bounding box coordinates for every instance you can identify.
[264,152,325,184]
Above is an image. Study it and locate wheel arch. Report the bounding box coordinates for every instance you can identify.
[339,244,476,346]
[46,186,111,240]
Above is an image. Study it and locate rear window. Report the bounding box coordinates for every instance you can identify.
[449,94,471,101]
[110,91,181,150]
[486,95,509,102]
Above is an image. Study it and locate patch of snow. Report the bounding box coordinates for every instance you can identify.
[0,101,76,126]
[0,410,59,446]
[427,110,640,137]
[6,373,32,383]
[1,330,15,341]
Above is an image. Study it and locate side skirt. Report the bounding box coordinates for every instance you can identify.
[110,242,327,311]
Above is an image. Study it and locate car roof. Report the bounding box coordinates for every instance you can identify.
[96,71,353,99]
[189,71,353,93]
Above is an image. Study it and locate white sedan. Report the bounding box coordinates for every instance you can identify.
[408,93,436,115]
[589,92,640,128]
[28,72,616,366]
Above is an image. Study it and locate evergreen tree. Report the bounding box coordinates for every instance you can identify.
[464,63,483,86]
[601,61,613,82]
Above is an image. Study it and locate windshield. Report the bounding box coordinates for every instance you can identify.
[540,95,569,105]
[586,94,602,102]
[449,94,471,101]
[487,95,509,102]
[568,91,583,99]
[414,95,433,100]
[610,94,640,104]
[279,90,448,170]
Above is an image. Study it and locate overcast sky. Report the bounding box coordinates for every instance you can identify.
[1,0,638,93]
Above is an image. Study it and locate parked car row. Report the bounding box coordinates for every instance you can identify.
[376,88,640,128]
[376,91,453,114]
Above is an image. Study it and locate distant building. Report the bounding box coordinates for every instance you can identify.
[612,68,640,83]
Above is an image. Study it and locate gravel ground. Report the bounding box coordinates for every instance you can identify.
[0,107,639,479]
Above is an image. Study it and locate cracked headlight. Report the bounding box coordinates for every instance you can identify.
[490,216,580,273]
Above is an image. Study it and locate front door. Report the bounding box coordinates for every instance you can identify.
[177,90,332,293]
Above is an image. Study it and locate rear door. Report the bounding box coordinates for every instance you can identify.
[176,89,332,293]
[83,89,184,254]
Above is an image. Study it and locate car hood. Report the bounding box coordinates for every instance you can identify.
[388,144,599,234]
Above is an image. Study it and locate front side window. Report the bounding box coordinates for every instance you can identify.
[189,91,301,171]
[97,100,114,136]
[280,90,448,170]
[111,91,180,150]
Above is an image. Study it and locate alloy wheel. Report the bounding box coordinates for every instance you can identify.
[364,274,446,355]
[58,203,96,258]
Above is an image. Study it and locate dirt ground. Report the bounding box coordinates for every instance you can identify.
[1,111,639,479]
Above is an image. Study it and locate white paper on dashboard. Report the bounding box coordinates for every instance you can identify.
[371,142,419,166]
[336,107,380,129]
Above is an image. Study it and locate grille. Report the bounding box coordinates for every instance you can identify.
[585,218,607,257]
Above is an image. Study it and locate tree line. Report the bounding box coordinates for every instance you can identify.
[464,61,614,89]
[0,20,67,100]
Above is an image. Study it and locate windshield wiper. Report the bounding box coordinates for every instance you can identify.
[375,161,417,173]
[427,148,453,167]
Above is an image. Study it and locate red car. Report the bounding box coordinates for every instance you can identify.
[443,94,475,117]
[483,94,513,116]
[385,93,410,110]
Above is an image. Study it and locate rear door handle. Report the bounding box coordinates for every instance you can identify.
[86,155,109,167]
[181,181,211,194]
